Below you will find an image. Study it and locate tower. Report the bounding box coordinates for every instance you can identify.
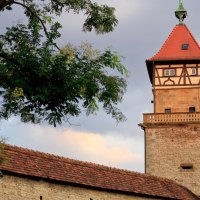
[140,1,200,196]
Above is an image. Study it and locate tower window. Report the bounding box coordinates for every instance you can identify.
[189,107,196,113]
[182,44,189,50]
[164,69,176,76]
[191,68,197,76]
[180,163,193,171]
[165,108,171,113]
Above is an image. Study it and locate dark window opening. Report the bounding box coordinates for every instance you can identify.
[182,44,189,50]
[40,196,43,200]
[180,163,193,170]
[165,108,171,113]
[189,107,196,113]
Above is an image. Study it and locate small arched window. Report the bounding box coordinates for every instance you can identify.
[189,107,196,113]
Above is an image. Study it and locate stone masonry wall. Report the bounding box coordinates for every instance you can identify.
[0,174,159,200]
[154,88,200,113]
[145,123,200,196]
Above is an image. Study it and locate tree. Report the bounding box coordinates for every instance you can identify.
[0,0,128,127]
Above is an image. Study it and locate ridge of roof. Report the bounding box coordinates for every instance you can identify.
[0,144,199,199]
[2,143,142,175]
[148,24,200,61]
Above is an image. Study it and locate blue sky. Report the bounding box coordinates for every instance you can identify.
[0,0,200,172]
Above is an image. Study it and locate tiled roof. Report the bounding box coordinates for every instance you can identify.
[0,144,199,199]
[148,24,200,61]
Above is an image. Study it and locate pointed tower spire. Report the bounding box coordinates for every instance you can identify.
[175,0,187,24]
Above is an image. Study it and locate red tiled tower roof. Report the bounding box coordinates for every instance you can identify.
[149,24,200,61]
[146,24,200,83]
[0,144,199,199]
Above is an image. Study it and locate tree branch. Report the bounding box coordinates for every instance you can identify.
[13,1,61,51]
[0,0,14,11]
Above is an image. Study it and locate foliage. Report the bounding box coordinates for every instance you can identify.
[0,0,128,126]
[0,137,5,164]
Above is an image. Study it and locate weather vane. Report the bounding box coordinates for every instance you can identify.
[175,0,187,24]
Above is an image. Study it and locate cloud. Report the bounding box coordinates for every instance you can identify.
[59,130,143,165]
[109,0,145,21]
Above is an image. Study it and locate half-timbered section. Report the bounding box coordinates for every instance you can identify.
[154,63,200,87]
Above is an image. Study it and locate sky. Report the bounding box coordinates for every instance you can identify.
[0,0,200,172]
